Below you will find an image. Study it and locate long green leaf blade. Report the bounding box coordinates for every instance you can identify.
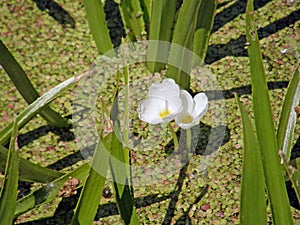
[192,0,217,63]
[139,0,151,24]
[245,1,293,224]
[166,0,202,90]
[109,69,139,224]
[82,0,114,54]
[110,132,140,225]
[0,119,19,224]
[277,67,300,159]
[236,94,267,225]
[277,66,300,202]
[289,158,300,201]
[0,145,63,183]
[0,72,88,145]
[70,134,112,225]
[15,163,90,217]
[147,0,177,72]
[0,39,69,127]
[117,0,145,41]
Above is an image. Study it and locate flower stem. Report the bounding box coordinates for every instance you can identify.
[123,66,130,150]
[168,123,178,150]
[122,66,131,185]
[186,128,191,151]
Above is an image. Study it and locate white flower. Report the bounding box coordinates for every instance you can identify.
[138,79,183,124]
[137,78,208,128]
[175,90,208,129]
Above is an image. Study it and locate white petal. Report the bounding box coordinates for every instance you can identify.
[193,92,208,120]
[138,98,163,124]
[175,92,208,129]
[175,116,195,129]
[138,96,182,124]
[149,78,180,99]
[179,90,194,113]
[175,111,199,129]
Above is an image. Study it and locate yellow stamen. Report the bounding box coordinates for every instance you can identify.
[180,114,193,124]
[159,109,171,118]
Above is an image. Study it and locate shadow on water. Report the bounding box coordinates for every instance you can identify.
[161,163,209,225]
[16,186,203,224]
[212,0,272,33]
[104,0,125,47]
[161,120,229,224]
[204,80,290,101]
[207,8,300,64]
[17,124,75,149]
[9,1,300,224]
[32,0,76,28]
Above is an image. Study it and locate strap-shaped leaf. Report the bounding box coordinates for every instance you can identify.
[110,132,140,225]
[166,0,202,90]
[277,66,300,202]
[236,94,267,225]
[15,163,90,217]
[289,158,300,201]
[147,0,177,72]
[192,0,217,63]
[70,134,112,225]
[0,39,68,127]
[139,0,151,24]
[0,119,19,224]
[110,87,139,224]
[0,71,88,145]
[277,67,300,159]
[0,145,63,183]
[117,0,145,41]
[245,0,293,224]
[82,0,113,54]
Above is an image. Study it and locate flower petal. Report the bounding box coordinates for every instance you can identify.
[193,92,208,120]
[175,92,208,129]
[138,96,182,124]
[175,114,197,129]
[138,98,163,124]
[179,90,194,113]
[149,78,180,100]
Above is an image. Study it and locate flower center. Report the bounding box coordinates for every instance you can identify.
[159,109,171,118]
[180,113,193,124]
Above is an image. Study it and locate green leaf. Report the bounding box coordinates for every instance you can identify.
[245,1,293,224]
[192,0,217,63]
[0,145,63,183]
[110,132,140,225]
[284,158,300,203]
[70,134,112,225]
[289,158,300,201]
[166,0,202,90]
[15,163,90,217]
[0,39,69,128]
[117,0,145,41]
[235,94,267,225]
[276,67,300,202]
[147,0,177,72]
[110,94,139,224]
[0,119,19,225]
[0,72,88,146]
[139,0,151,24]
[82,0,114,54]
[277,67,300,160]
